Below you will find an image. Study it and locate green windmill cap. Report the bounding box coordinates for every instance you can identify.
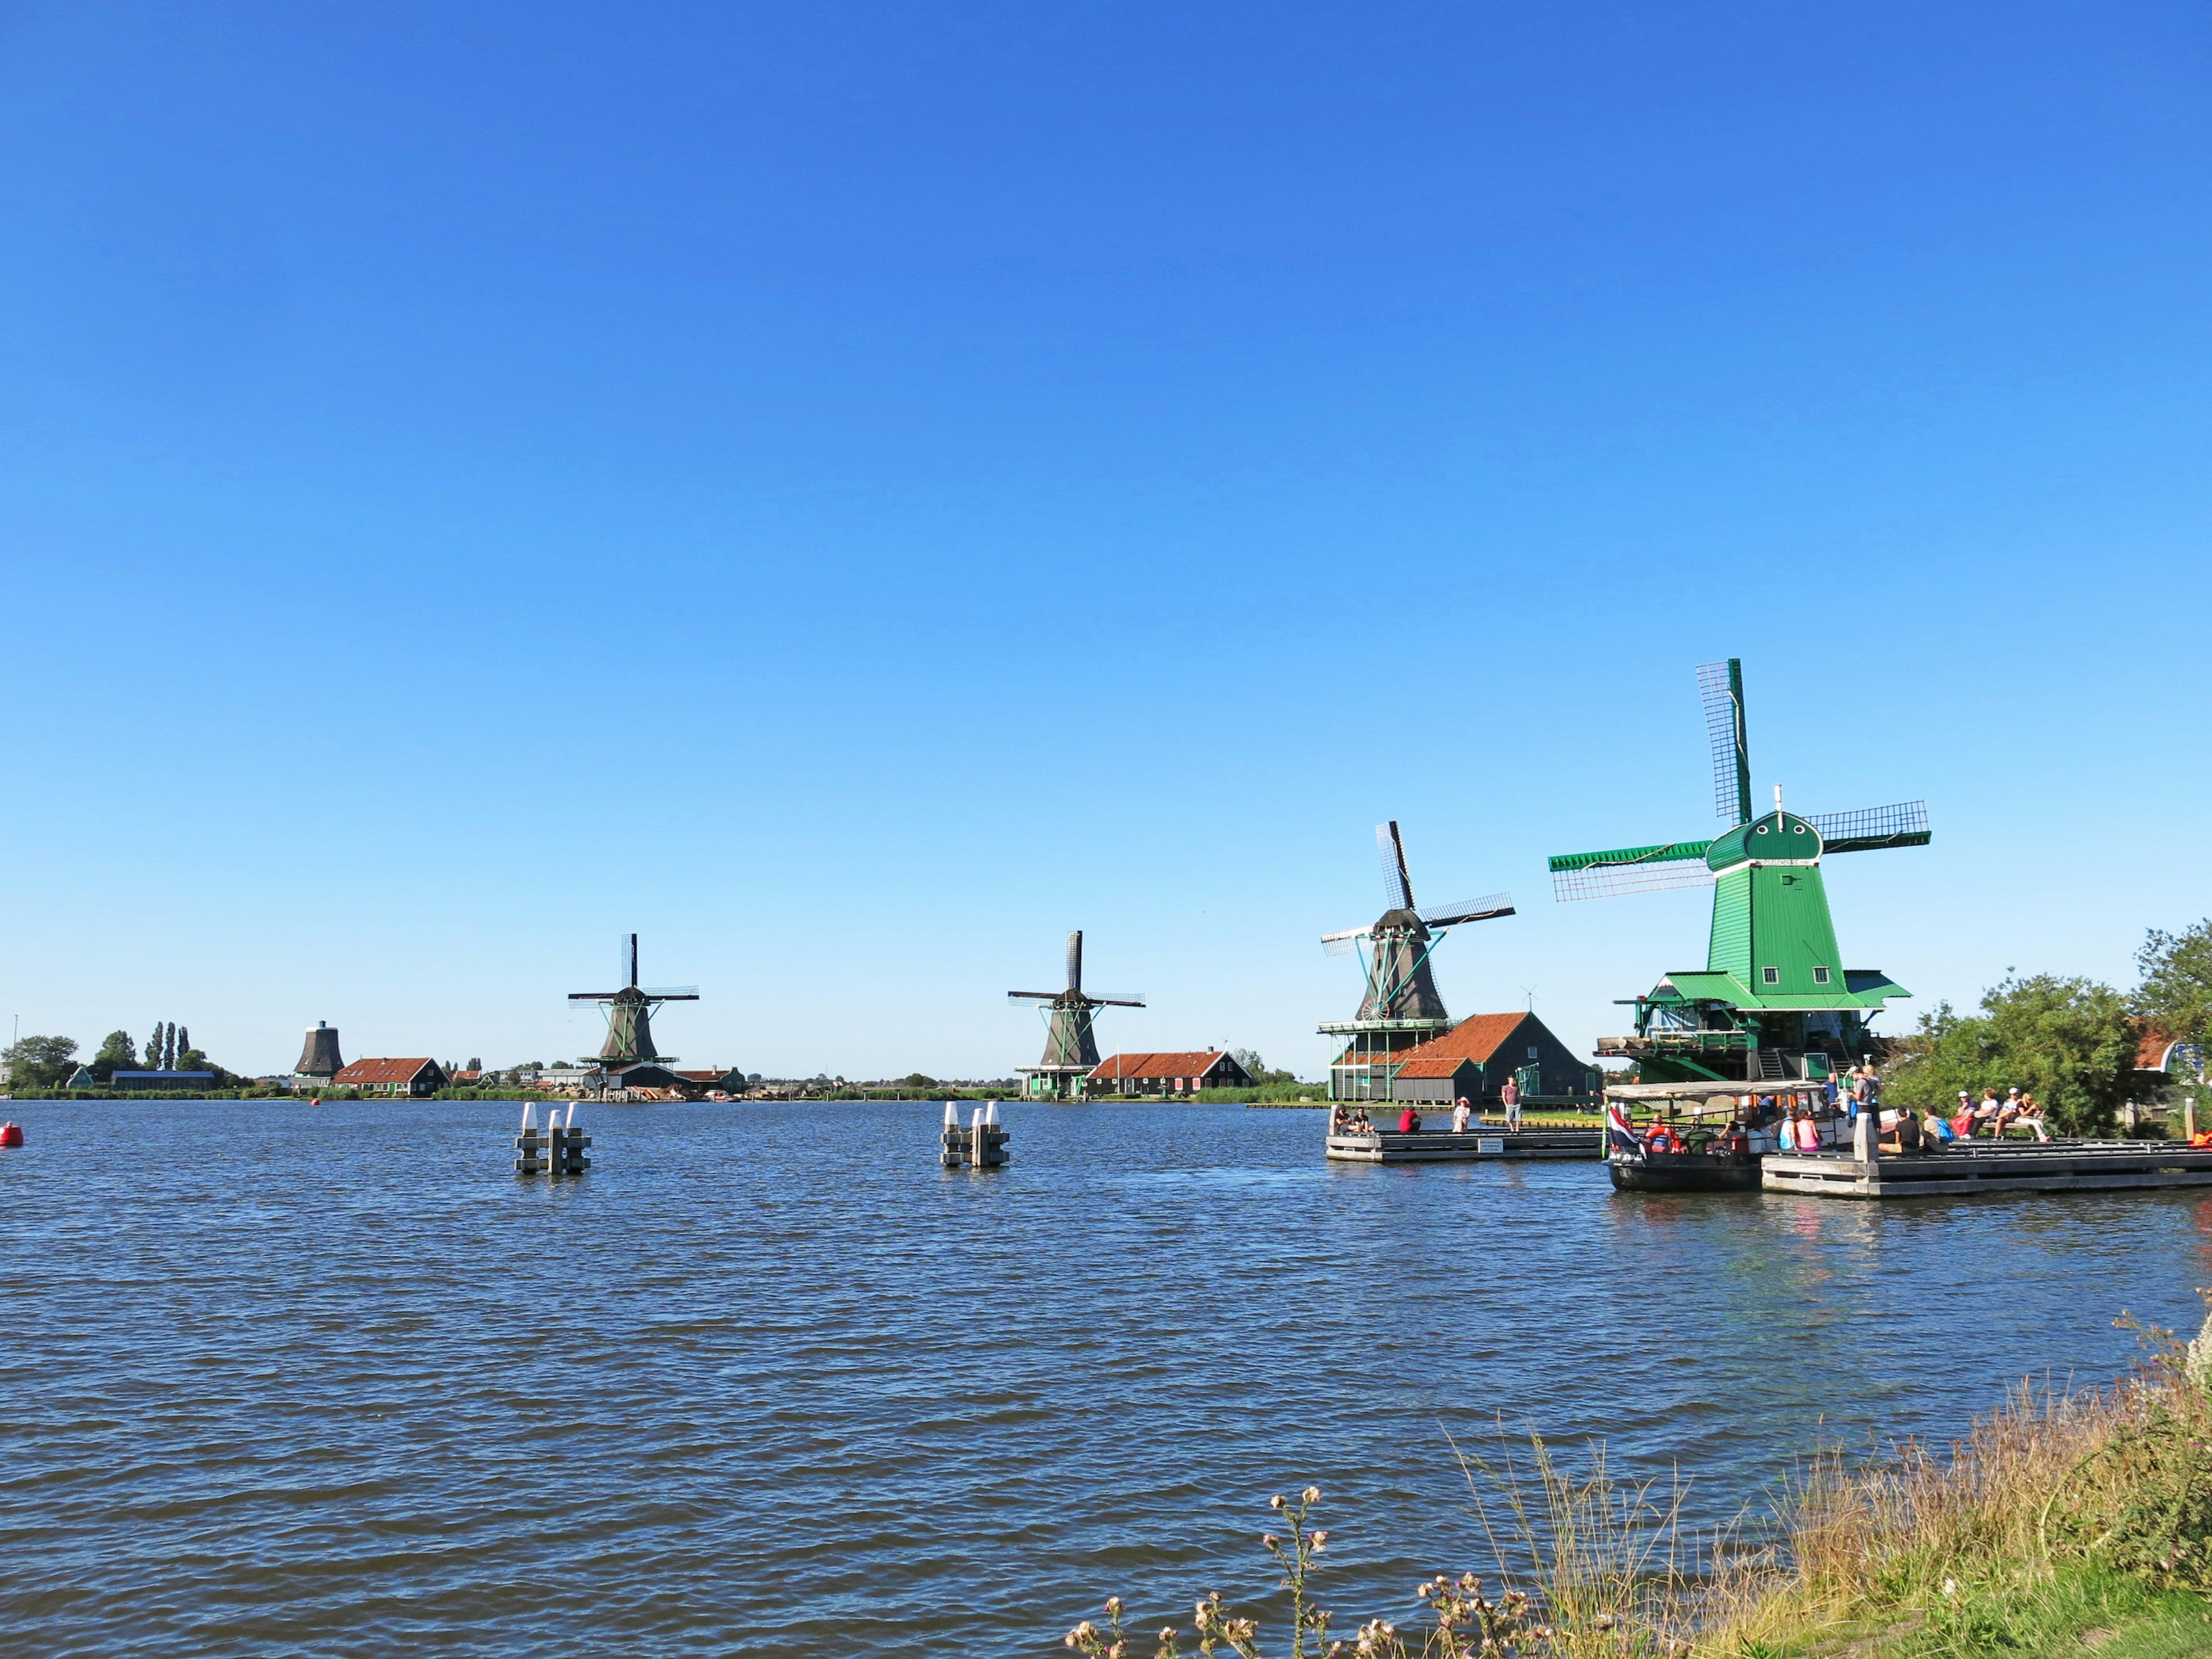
[1706,810,1823,874]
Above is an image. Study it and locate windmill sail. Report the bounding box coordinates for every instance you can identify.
[1417,893,1515,927]
[1550,840,1718,902]
[1807,801,1930,855]
[1378,821,1414,910]
[1696,659,1753,825]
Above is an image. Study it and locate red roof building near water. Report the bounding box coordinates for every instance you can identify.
[1086,1050,1254,1096]
[331,1057,448,1097]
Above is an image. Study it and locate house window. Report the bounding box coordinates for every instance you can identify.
[1527,1047,1539,1059]
[1762,966,1780,985]
[1812,966,1831,984]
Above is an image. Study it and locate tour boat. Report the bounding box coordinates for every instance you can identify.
[1604,1081,1834,1195]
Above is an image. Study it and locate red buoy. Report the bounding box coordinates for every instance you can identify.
[0,1122,24,1148]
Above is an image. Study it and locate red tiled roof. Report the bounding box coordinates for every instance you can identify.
[1389,1013,1532,1068]
[333,1058,438,1085]
[1392,1055,1480,1079]
[1089,1051,1232,1081]
[2138,1029,2180,1071]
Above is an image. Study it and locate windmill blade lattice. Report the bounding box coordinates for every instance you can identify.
[1416,893,1515,927]
[1696,659,1752,824]
[1549,839,1718,903]
[1808,801,1931,855]
[1377,822,1414,910]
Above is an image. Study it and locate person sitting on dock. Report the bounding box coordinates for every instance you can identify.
[1923,1107,1957,1144]
[1397,1104,1423,1133]
[2012,1093,2051,1142]
[1950,1093,1976,1139]
[1973,1089,2003,1135]
[1452,1096,1472,1133]
[1878,1107,1925,1154]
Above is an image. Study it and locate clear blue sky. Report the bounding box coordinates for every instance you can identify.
[2,2,2206,1080]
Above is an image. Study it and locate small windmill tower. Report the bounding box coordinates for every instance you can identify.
[1009,930,1145,1100]
[1547,658,1930,1083]
[1318,822,1514,1101]
[569,934,699,1067]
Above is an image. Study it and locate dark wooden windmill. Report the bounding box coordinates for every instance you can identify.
[1009,930,1144,1100]
[569,934,699,1066]
[1317,821,1513,1101]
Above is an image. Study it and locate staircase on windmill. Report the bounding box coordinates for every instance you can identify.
[1318,822,1514,1101]
[1008,931,1145,1100]
[568,934,699,1091]
[1547,657,1931,1087]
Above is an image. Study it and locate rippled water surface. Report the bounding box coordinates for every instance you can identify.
[5,1097,2209,1656]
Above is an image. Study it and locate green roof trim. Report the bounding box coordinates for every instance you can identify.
[1650,968,1908,1012]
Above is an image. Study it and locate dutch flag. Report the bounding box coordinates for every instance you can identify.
[1607,1101,1643,1157]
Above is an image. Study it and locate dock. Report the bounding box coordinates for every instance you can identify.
[1325,1127,1602,1164]
[1761,1139,2212,1199]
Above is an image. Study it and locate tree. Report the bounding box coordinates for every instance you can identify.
[175,1025,190,1063]
[164,1022,178,1070]
[90,1031,137,1081]
[143,1024,164,1067]
[1885,975,2138,1135]
[2135,921,2212,1048]
[5,1035,79,1089]
[466,1056,482,1072]
[1230,1048,1300,1085]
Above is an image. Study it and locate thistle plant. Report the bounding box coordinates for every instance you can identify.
[1064,1488,1565,1659]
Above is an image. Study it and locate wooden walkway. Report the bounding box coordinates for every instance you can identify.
[1325,1128,1603,1164]
[1762,1139,2212,1199]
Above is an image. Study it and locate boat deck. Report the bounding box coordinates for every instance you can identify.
[1761,1139,2212,1199]
[1325,1128,1603,1164]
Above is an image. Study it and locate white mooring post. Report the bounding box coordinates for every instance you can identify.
[941,1101,965,1167]
[514,1103,547,1176]
[550,1103,592,1177]
[1852,1103,1879,1166]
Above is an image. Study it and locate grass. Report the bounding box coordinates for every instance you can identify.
[1055,1313,2212,1658]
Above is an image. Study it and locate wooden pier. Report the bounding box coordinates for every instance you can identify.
[1325,1128,1601,1165]
[1762,1139,2212,1199]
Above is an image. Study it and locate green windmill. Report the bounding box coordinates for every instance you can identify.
[1548,659,1930,1085]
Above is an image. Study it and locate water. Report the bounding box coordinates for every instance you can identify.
[4,1097,2207,1656]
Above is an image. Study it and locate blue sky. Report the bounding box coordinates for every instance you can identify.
[2,1,2206,1080]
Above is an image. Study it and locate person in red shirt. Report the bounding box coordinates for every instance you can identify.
[1398,1105,1422,1132]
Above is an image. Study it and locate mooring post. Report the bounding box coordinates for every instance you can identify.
[1851,1103,1879,1168]
[550,1103,592,1177]
[514,1103,546,1176]
[2188,1096,2198,1143]
[941,1101,965,1166]
[976,1100,1008,1167]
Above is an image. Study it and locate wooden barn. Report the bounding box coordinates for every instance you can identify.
[1372,1012,1595,1105]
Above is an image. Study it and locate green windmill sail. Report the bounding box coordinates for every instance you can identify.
[1548,660,1930,1085]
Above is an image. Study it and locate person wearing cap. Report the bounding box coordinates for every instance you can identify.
[1451,1096,1472,1134]
[1951,1091,1976,1139]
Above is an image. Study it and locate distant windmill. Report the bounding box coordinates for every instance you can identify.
[1318,821,1513,1100]
[1009,930,1144,1100]
[1547,658,1930,1082]
[569,934,699,1067]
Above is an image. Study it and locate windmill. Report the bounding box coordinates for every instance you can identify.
[569,934,699,1067]
[1317,821,1513,1101]
[1009,930,1145,1100]
[1548,658,1930,1084]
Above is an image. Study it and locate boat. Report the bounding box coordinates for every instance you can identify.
[1603,1081,1831,1194]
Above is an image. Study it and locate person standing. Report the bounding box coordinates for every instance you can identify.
[1452,1096,1472,1134]
[1500,1075,1522,1132]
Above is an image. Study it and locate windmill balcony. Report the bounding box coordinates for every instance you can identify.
[1595,1031,1753,1060]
